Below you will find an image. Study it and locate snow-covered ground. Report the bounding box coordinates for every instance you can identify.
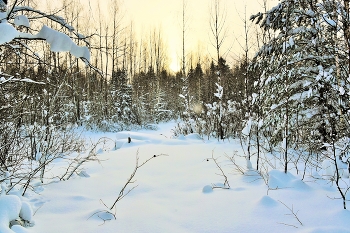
[3,122,350,233]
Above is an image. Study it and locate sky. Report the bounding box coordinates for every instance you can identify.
[120,0,279,72]
[36,0,279,72]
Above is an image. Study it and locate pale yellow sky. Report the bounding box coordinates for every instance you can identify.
[121,0,279,71]
[35,0,279,71]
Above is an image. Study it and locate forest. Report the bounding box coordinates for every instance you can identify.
[1,0,350,232]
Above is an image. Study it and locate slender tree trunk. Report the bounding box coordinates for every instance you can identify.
[283,0,291,174]
[182,0,186,75]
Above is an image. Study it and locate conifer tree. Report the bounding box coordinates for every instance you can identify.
[251,0,349,170]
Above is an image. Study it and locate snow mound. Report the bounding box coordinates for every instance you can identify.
[19,202,33,222]
[0,194,34,232]
[184,133,203,140]
[78,170,90,178]
[0,195,22,232]
[114,140,125,150]
[268,170,309,191]
[177,134,186,140]
[257,195,278,207]
[202,185,213,193]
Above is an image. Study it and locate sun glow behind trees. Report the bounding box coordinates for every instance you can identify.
[30,0,280,74]
[121,0,281,72]
[60,0,278,73]
[169,56,181,73]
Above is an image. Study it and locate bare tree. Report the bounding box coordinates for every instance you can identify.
[235,5,255,160]
[209,0,228,64]
[109,0,123,72]
[181,0,188,75]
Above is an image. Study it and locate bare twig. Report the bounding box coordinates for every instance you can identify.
[88,150,168,223]
[277,222,299,228]
[210,150,230,189]
[60,137,111,181]
[87,209,116,226]
[225,152,245,175]
[278,200,303,227]
[109,150,168,210]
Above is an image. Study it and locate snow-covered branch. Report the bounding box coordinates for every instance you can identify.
[0,23,90,61]
[12,6,75,32]
[0,2,91,63]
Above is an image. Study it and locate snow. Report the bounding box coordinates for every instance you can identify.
[202,185,213,193]
[0,23,18,44]
[242,118,252,135]
[282,137,287,151]
[36,26,90,61]
[2,122,350,232]
[258,119,263,129]
[306,9,315,17]
[12,6,74,32]
[0,195,22,233]
[322,159,335,177]
[246,158,253,170]
[14,15,30,28]
[289,37,294,47]
[19,202,33,222]
[0,21,90,61]
[323,14,336,27]
[0,193,34,232]
[70,43,90,61]
[11,225,32,233]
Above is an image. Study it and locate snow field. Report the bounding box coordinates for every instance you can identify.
[6,123,349,233]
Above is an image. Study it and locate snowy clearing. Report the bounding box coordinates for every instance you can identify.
[3,122,346,233]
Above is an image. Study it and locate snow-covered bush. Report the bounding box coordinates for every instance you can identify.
[0,1,97,229]
[0,195,34,232]
[174,95,241,140]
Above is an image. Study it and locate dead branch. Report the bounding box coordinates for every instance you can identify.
[210,150,230,189]
[278,200,303,227]
[109,150,168,210]
[225,152,245,175]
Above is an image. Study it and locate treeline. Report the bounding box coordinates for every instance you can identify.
[0,50,252,131]
[0,0,256,132]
